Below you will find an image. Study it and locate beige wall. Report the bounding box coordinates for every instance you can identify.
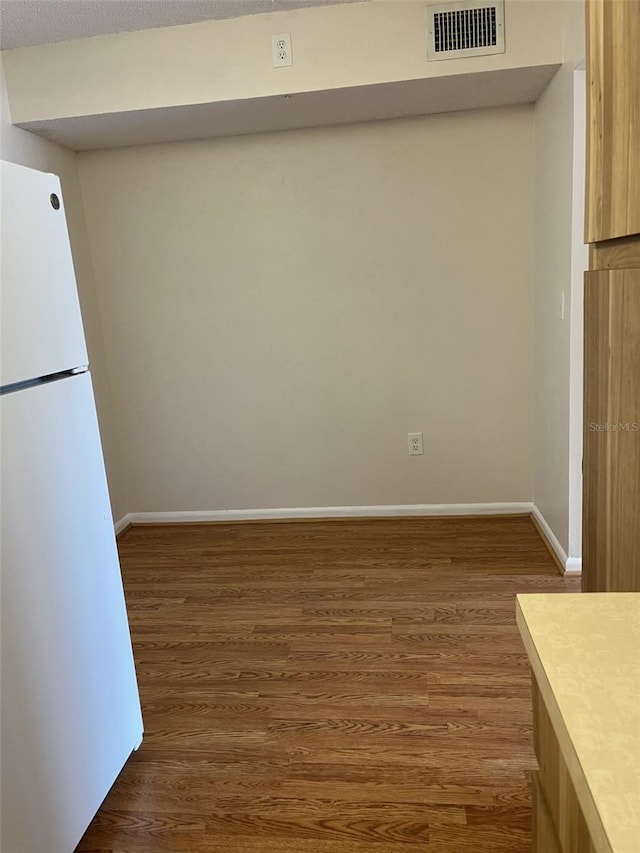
[531,0,585,562]
[0,56,127,520]
[78,105,535,515]
[532,66,572,553]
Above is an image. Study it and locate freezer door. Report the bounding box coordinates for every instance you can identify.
[0,160,88,387]
[0,372,143,853]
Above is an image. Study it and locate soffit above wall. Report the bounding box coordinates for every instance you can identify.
[2,1,562,150]
[0,0,365,50]
[17,65,558,151]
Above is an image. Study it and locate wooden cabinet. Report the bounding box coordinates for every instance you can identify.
[517,594,640,853]
[532,772,562,853]
[583,270,640,591]
[585,0,640,243]
[531,681,597,853]
[583,0,640,591]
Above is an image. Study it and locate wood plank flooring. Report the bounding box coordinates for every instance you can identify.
[75,516,580,853]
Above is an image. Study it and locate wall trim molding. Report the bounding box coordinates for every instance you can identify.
[531,504,582,575]
[564,557,583,575]
[114,502,533,530]
[114,513,133,536]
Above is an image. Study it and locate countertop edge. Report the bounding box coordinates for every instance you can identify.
[515,596,613,853]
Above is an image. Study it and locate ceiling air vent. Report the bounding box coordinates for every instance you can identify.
[427,0,505,61]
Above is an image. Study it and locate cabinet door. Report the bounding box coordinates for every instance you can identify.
[583,270,640,591]
[532,773,562,853]
[585,0,640,242]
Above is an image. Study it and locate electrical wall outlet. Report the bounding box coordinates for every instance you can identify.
[272,33,293,67]
[408,432,424,456]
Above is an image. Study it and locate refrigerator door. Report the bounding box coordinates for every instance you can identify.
[0,372,143,853]
[0,160,88,387]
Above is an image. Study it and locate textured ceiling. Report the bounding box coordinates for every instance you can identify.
[0,0,365,50]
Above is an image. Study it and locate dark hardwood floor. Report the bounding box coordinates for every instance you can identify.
[76,516,580,852]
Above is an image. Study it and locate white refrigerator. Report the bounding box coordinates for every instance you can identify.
[0,160,143,852]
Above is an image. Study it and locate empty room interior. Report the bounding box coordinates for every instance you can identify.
[0,0,638,852]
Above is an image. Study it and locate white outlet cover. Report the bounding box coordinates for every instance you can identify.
[408,432,424,456]
[272,32,292,68]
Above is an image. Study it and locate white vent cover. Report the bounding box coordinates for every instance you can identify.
[426,0,505,61]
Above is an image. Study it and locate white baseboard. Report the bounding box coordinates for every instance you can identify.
[564,557,583,574]
[114,513,133,535]
[116,503,584,572]
[114,502,533,530]
[531,505,582,575]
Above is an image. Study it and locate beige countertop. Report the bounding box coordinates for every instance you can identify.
[516,593,640,853]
